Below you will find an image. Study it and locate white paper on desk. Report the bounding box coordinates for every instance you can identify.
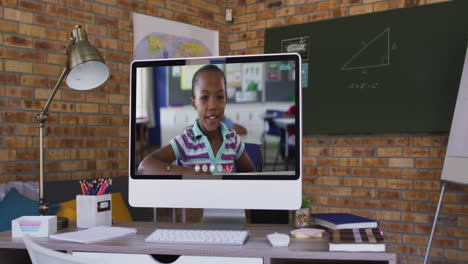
[49,226,137,244]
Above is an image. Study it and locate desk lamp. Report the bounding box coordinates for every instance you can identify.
[36,25,109,217]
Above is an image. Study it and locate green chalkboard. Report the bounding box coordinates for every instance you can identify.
[265,1,468,134]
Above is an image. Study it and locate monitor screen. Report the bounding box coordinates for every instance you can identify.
[129,54,302,210]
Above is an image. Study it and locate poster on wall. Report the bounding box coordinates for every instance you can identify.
[226,64,242,88]
[266,62,281,81]
[180,65,203,90]
[236,63,264,103]
[241,63,264,92]
[180,65,224,90]
[302,63,308,88]
[133,12,219,60]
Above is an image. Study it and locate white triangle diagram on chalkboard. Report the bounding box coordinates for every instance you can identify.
[341,28,391,71]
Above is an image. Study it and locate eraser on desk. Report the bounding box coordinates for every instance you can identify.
[290,228,325,238]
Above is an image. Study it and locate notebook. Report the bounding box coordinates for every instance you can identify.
[311,213,377,229]
[329,228,385,252]
[290,228,325,238]
[49,226,137,244]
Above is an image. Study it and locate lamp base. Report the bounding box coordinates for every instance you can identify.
[57,216,69,230]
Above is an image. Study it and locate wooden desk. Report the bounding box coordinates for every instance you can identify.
[0,222,396,264]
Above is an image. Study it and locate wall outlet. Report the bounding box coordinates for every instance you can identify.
[226,9,232,22]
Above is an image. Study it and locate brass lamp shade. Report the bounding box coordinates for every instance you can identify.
[66,26,109,90]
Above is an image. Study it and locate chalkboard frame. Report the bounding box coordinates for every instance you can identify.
[265,1,468,134]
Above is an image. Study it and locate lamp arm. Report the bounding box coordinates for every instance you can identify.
[36,37,75,123]
[35,38,74,215]
[36,67,68,215]
[36,68,69,123]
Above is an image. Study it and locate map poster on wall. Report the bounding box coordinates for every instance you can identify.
[281,36,309,61]
[133,12,219,60]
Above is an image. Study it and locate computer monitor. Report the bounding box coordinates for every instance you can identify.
[129,54,302,227]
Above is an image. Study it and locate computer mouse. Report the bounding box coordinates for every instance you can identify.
[267,232,290,247]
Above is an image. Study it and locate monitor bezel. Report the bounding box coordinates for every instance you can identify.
[129,53,301,181]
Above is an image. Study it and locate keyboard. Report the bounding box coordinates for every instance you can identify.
[145,229,249,245]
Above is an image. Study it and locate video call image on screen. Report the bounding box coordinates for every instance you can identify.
[133,58,299,178]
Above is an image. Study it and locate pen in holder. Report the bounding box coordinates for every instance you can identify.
[76,194,112,228]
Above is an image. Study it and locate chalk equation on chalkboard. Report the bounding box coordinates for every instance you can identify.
[348,81,380,89]
[341,28,393,72]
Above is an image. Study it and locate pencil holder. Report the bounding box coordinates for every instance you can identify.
[293,208,310,228]
[76,194,112,228]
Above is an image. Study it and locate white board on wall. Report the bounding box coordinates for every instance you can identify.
[441,46,468,185]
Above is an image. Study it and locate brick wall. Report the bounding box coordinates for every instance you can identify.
[303,133,467,263]
[0,0,227,183]
[1,0,467,263]
[224,0,466,263]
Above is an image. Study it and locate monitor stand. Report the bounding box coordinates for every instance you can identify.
[197,209,246,230]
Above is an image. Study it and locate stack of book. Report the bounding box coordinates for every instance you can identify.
[310,213,385,252]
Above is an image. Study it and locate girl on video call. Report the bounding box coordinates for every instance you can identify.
[138,65,256,175]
